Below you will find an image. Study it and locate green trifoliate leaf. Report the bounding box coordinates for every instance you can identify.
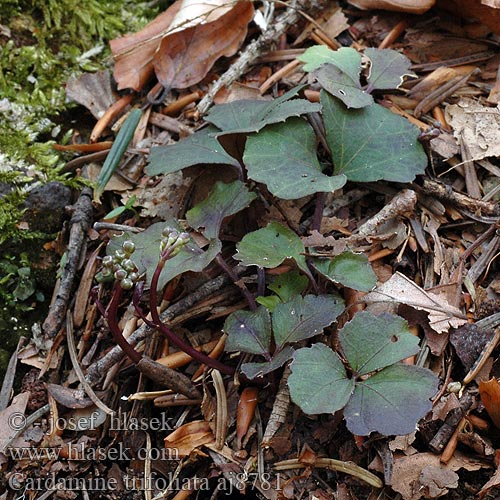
[322,91,427,182]
[313,251,377,291]
[300,46,372,108]
[289,343,354,415]
[224,306,272,356]
[365,48,416,91]
[234,221,308,274]
[255,295,282,312]
[315,64,373,109]
[186,180,256,239]
[272,294,344,348]
[344,363,438,436]
[206,85,321,135]
[241,346,295,379]
[244,118,346,199]
[298,45,335,72]
[268,270,308,303]
[146,126,239,176]
[338,311,420,375]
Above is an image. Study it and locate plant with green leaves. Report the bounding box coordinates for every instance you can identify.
[97,45,437,438]
[148,46,427,197]
[100,176,437,436]
[288,312,438,436]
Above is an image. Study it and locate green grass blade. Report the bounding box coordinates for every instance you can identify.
[93,108,142,202]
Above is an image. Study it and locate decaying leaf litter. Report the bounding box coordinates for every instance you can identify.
[3,0,500,498]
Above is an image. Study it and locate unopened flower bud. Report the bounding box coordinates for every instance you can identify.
[114,249,126,261]
[128,272,139,283]
[102,255,114,267]
[95,272,105,283]
[114,269,127,281]
[122,259,136,272]
[120,278,134,290]
[122,240,135,255]
[162,227,175,238]
[101,268,113,278]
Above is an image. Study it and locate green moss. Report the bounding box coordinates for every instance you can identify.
[0,0,163,241]
[0,2,164,360]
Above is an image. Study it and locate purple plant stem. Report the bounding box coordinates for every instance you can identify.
[215,254,257,311]
[311,191,325,232]
[132,283,157,329]
[257,267,266,297]
[106,285,142,364]
[150,255,235,376]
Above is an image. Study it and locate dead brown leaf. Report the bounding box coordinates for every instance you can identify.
[301,230,348,254]
[347,0,435,14]
[391,451,487,500]
[445,98,500,162]
[419,466,459,498]
[164,420,215,457]
[125,172,191,219]
[0,392,31,465]
[110,0,183,91]
[437,0,500,35]
[153,1,254,90]
[65,70,117,119]
[364,272,468,333]
[479,378,500,428]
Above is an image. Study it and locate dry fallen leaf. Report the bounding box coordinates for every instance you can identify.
[110,0,253,92]
[153,1,254,90]
[0,392,30,464]
[164,420,215,457]
[446,98,500,161]
[479,378,500,428]
[364,272,468,333]
[301,230,348,254]
[347,0,435,14]
[65,70,117,119]
[390,451,487,500]
[438,0,500,35]
[125,172,191,219]
[110,1,183,91]
[419,466,459,498]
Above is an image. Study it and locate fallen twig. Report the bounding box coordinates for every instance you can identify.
[43,187,93,338]
[66,311,114,415]
[418,179,499,216]
[197,0,326,115]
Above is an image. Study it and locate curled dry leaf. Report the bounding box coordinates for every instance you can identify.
[347,0,435,14]
[164,420,215,457]
[110,0,253,91]
[479,378,500,428]
[236,387,258,448]
[364,272,468,334]
[110,1,182,91]
[391,451,485,500]
[153,1,254,90]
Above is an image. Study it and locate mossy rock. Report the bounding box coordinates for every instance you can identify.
[22,181,72,233]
